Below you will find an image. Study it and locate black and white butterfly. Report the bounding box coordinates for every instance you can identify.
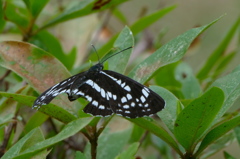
[33,47,165,118]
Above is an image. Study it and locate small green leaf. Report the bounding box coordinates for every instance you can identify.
[115,142,140,159]
[197,17,240,81]
[23,0,49,18]
[75,151,87,159]
[14,117,92,158]
[108,26,134,74]
[224,151,236,159]
[128,17,221,84]
[174,87,224,151]
[175,62,201,99]
[195,116,240,156]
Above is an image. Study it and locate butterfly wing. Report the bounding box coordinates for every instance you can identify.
[33,72,87,109]
[81,70,165,118]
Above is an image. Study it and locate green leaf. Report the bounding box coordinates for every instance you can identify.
[128,118,183,157]
[115,142,140,159]
[224,151,236,159]
[0,92,76,123]
[90,5,176,61]
[1,127,42,159]
[14,117,92,158]
[128,17,221,84]
[107,26,134,74]
[197,17,240,81]
[75,151,87,159]
[175,62,201,99]
[211,65,240,121]
[0,41,74,111]
[97,127,133,159]
[174,87,224,151]
[194,116,240,156]
[151,85,182,133]
[3,1,29,30]
[23,0,49,18]
[41,0,128,30]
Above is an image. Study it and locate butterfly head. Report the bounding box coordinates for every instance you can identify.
[88,63,103,73]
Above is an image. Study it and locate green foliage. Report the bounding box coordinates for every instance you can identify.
[0,1,240,159]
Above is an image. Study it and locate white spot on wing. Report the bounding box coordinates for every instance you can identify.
[126,94,132,100]
[124,85,131,91]
[123,105,129,109]
[121,97,127,103]
[142,88,149,97]
[92,100,98,106]
[131,102,135,107]
[99,105,105,109]
[140,96,146,103]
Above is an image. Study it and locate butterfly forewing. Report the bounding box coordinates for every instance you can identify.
[33,72,86,109]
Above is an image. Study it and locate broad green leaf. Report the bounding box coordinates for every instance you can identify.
[107,26,134,74]
[128,118,182,157]
[223,151,236,159]
[14,117,92,158]
[41,0,128,30]
[128,17,221,84]
[194,116,240,156]
[23,0,49,18]
[151,86,182,132]
[174,87,224,151]
[1,127,42,159]
[0,41,74,111]
[197,17,240,81]
[91,5,176,61]
[211,64,240,121]
[129,125,144,143]
[97,127,133,159]
[115,142,139,159]
[175,62,201,99]
[0,92,76,123]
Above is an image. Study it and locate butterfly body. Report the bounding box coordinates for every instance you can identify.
[33,54,165,118]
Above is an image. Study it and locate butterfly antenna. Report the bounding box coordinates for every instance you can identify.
[91,44,100,63]
[101,46,133,64]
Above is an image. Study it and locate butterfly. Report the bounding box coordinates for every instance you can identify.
[33,47,165,118]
